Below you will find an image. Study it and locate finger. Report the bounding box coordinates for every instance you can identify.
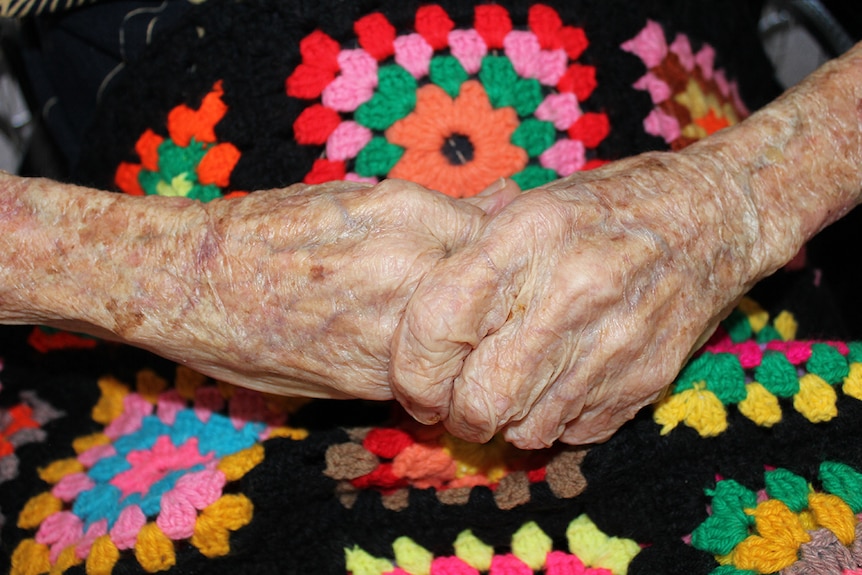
[461,178,522,217]
[445,301,575,444]
[390,244,520,425]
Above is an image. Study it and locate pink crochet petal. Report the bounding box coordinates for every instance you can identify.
[156,389,184,426]
[633,72,671,104]
[430,555,481,575]
[104,394,153,439]
[337,49,378,89]
[394,33,434,78]
[489,554,532,575]
[544,550,588,575]
[536,48,568,86]
[643,108,680,143]
[78,443,116,467]
[695,44,716,79]
[669,33,695,71]
[75,519,108,560]
[322,76,376,112]
[730,82,750,116]
[765,341,813,364]
[535,92,581,130]
[345,173,378,184]
[327,121,373,161]
[110,505,147,550]
[52,472,95,502]
[713,69,730,97]
[173,468,227,510]
[504,30,540,78]
[621,20,668,68]
[448,29,487,75]
[157,489,199,540]
[540,139,586,176]
[36,511,84,562]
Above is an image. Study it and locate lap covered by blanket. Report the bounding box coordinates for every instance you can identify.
[5,1,862,574]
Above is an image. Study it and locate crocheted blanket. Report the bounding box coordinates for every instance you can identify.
[5,1,862,574]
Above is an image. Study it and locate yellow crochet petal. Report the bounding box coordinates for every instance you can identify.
[842,363,862,401]
[808,492,856,545]
[175,365,208,399]
[566,515,640,575]
[217,444,265,481]
[135,522,176,572]
[738,382,782,427]
[738,297,770,334]
[72,433,110,455]
[192,494,254,558]
[86,535,120,575]
[454,530,494,571]
[344,546,394,575]
[773,310,797,341]
[10,539,51,575]
[512,521,553,570]
[18,492,62,529]
[654,387,728,437]
[136,369,168,403]
[393,537,433,575]
[38,457,84,484]
[794,373,838,423]
[653,392,688,435]
[732,500,809,573]
[91,376,130,424]
[50,545,82,574]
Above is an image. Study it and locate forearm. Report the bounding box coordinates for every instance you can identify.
[688,41,862,279]
[0,171,209,340]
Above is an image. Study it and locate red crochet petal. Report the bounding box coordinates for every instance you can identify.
[527,467,547,483]
[355,12,396,61]
[363,428,415,459]
[303,158,346,184]
[568,113,610,148]
[115,162,145,196]
[167,82,228,147]
[559,26,589,60]
[197,142,241,187]
[415,5,454,50]
[134,129,164,172]
[299,30,340,73]
[557,63,597,102]
[528,4,563,50]
[582,158,610,171]
[351,463,408,490]
[474,4,512,49]
[286,63,338,100]
[293,104,342,145]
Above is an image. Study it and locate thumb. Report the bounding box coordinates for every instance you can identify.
[390,242,516,426]
[462,178,521,216]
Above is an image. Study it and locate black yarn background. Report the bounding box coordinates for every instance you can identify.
[10,1,859,574]
[71,0,779,194]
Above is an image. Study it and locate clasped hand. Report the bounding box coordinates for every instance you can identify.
[100,150,761,448]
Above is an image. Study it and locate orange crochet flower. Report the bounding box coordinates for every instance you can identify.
[386,80,527,197]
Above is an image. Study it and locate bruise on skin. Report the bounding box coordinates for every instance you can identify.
[310,264,327,281]
[105,297,146,336]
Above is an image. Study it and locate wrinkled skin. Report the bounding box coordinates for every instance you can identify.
[391,42,862,448]
[390,152,762,448]
[2,43,862,449]
[0,177,514,399]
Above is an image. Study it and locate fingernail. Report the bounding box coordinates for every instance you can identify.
[477,177,507,197]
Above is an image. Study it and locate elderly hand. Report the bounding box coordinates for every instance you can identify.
[0,175,515,400]
[390,152,768,448]
[390,39,862,449]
